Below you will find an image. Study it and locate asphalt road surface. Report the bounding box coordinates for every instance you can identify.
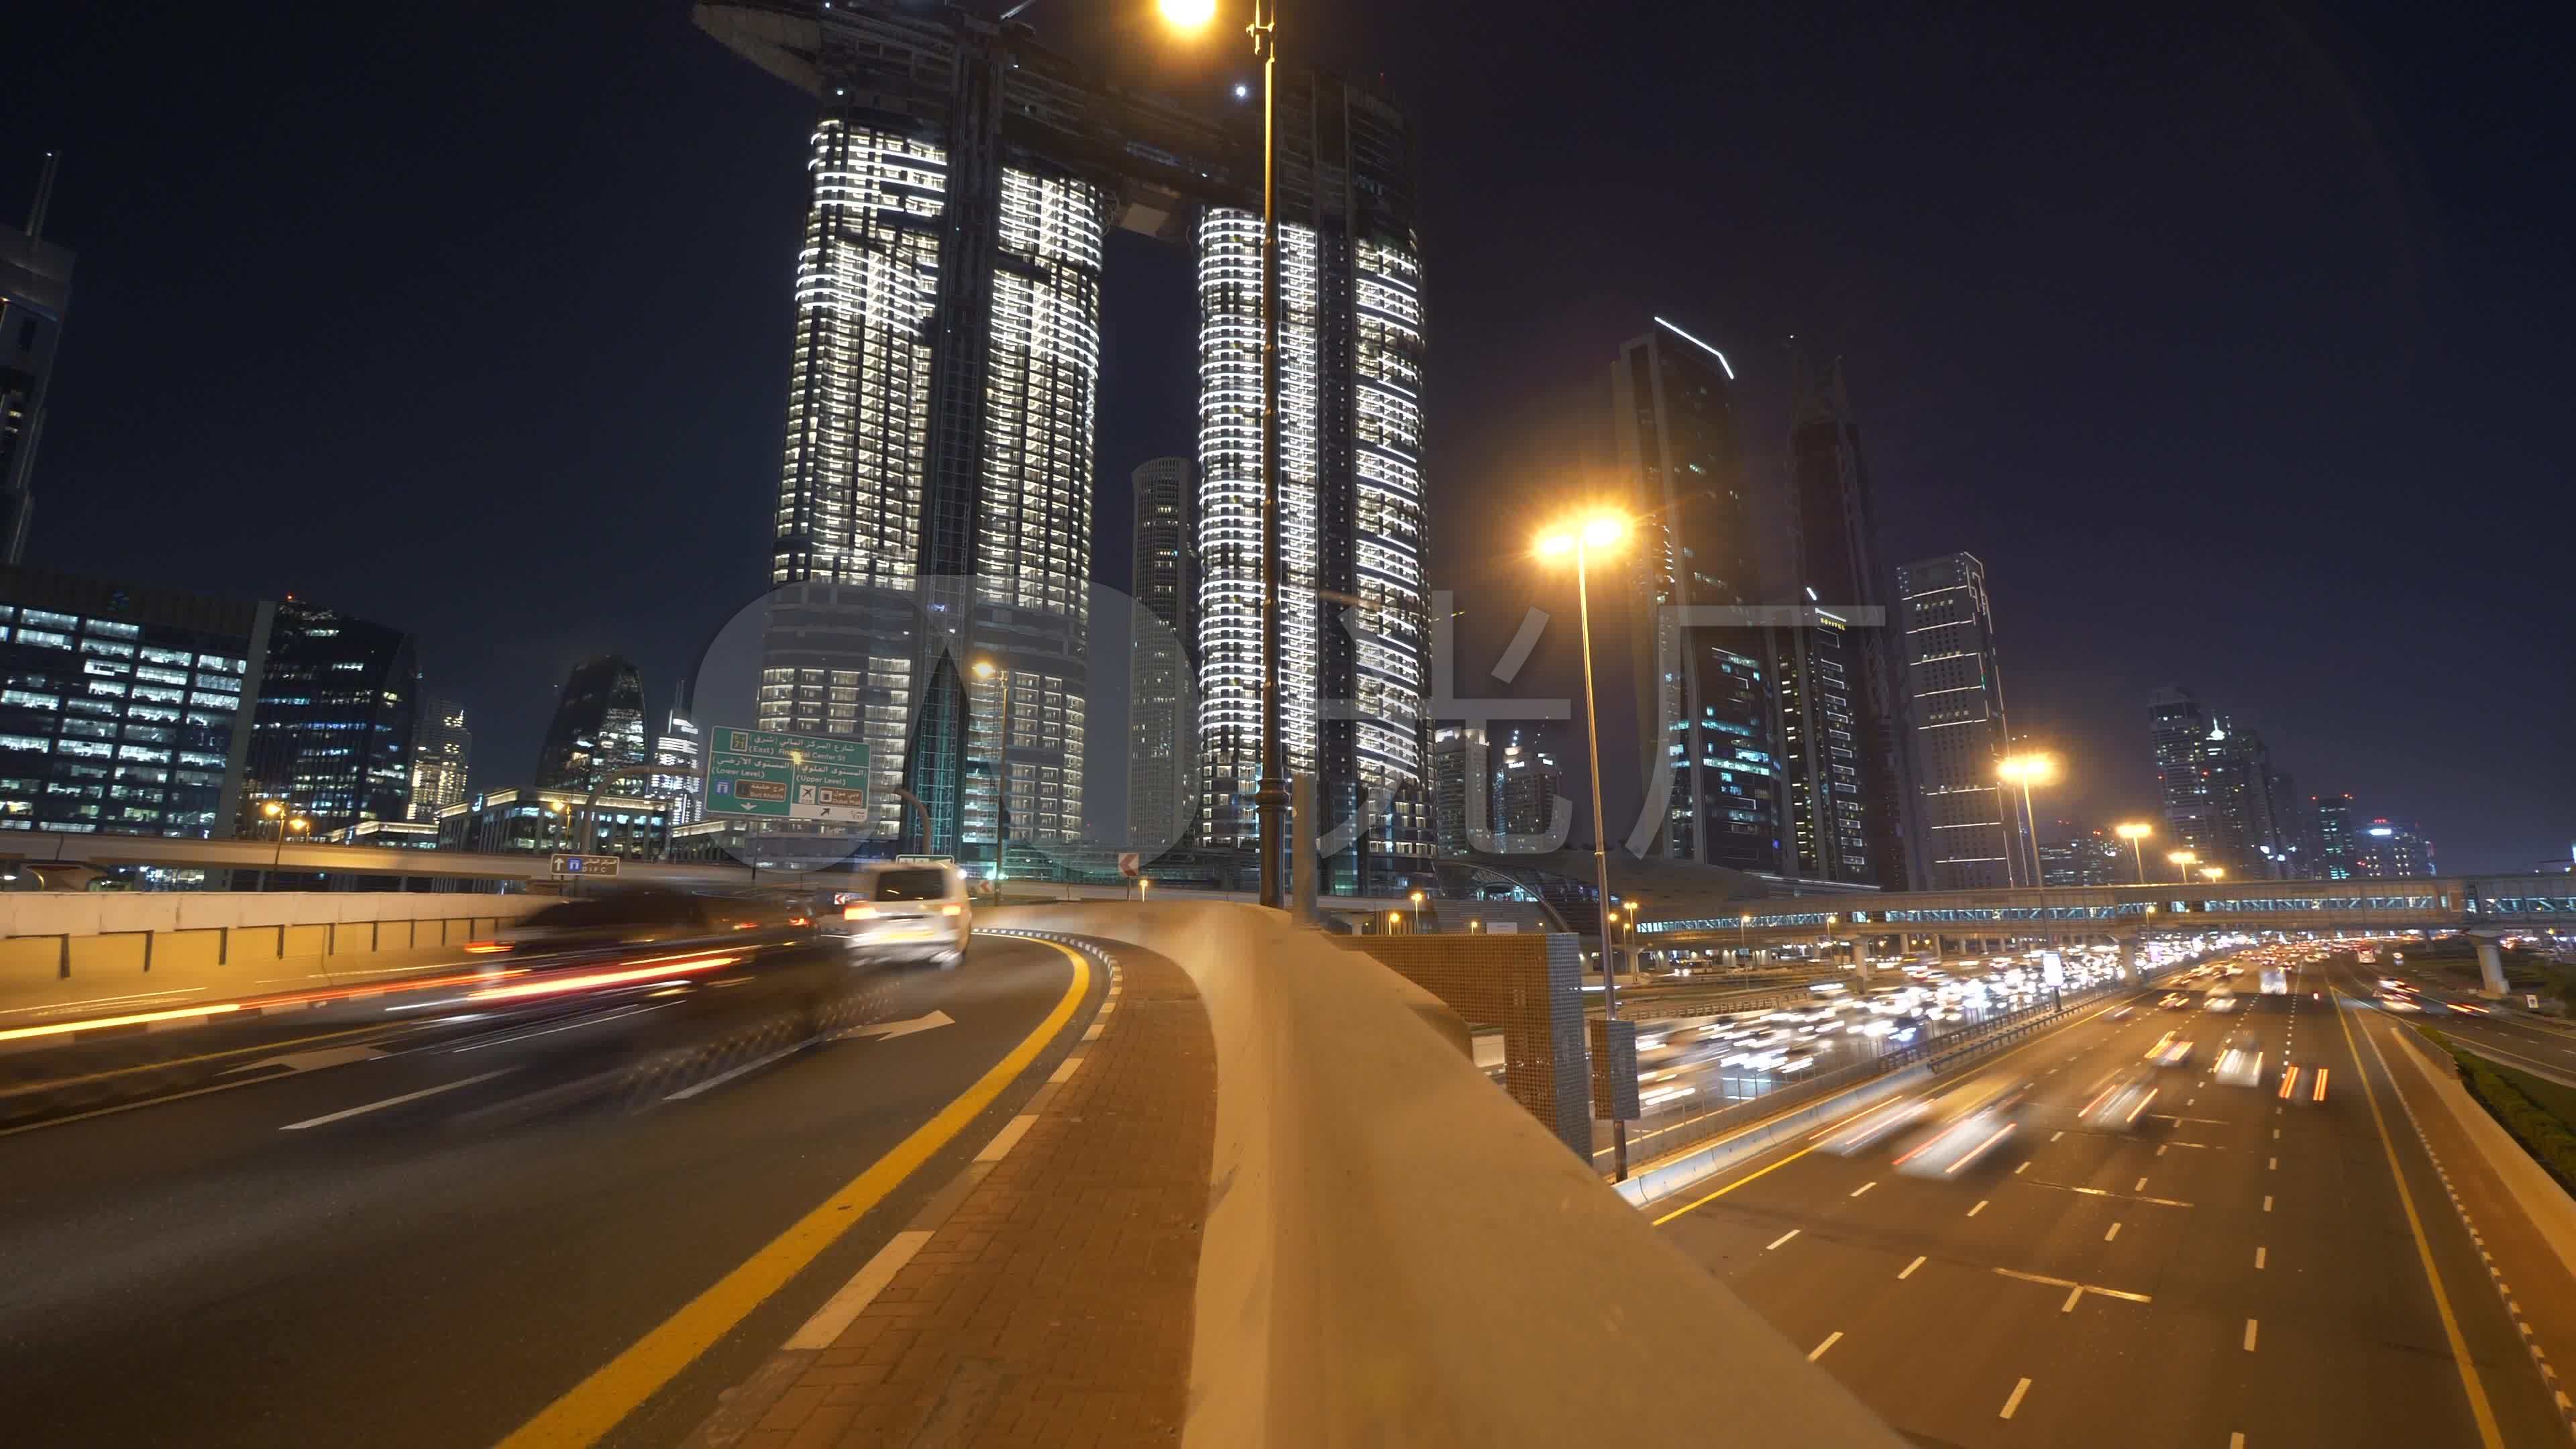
[1654,964,2567,1448]
[0,932,1093,1448]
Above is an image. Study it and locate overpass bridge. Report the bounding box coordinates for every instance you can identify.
[1639,875,2576,996]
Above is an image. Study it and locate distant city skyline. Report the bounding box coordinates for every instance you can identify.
[2,5,2565,871]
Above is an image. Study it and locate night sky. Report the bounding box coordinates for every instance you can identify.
[7,1,2569,872]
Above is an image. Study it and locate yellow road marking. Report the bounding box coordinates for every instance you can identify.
[2332,971,2505,1449]
[1651,995,2135,1225]
[492,937,1092,1448]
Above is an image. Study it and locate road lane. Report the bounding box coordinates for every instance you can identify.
[0,933,1095,1448]
[1654,960,2570,1446]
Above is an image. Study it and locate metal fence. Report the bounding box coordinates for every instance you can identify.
[1597,979,2135,1171]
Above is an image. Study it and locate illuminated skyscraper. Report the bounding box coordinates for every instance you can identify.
[702,3,1413,870]
[1194,71,1429,887]
[241,601,420,835]
[407,694,470,823]
[535,656,645,795]
[649,695,704,827]
[1613,317,1783,872]
[1896,553,2015,890]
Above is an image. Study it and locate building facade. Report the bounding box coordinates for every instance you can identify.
[435,786,670,860]
[2355,816,2435,879]
[1128,457,1196,852]
[1194,73,1430,888]
[239,600,419,836]
[1428,724,1489,855]
[1492,724,1564,850]
[1774,612,1872,883]
[1895,553,2015,891]
[407,694,470,823]
[2312,791,2358,879]
[2148,686,2302,879]
[0,566,263,838]
[649,698,704,826]
[700,3,1426,880]
[1782,351,1907,888]
[1613,317,1783,872]
[0,156,70,567]
[535,655,647,795]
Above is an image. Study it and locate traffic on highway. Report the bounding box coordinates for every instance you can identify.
[0,883,1099,1447]
[1650,937,2576,1446]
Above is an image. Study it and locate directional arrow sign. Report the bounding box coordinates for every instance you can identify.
[223,1045,390,1076]
[838,1010,953,1042]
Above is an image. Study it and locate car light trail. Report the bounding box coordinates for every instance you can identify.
[0,1001,243,1043]
[2278,1065,2300,1099]
[466,953,741,1003]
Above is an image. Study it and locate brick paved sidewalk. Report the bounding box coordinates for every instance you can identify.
[687,940,1215,1449]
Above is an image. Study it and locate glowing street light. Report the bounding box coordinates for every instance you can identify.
[1157,0,1218,25]
[2201,865,2226,883]
[2115,822,2154,884]
[1537,505,1633,1180]
[1996,753,2057,890]
[1409,888,1425,932]
[2168,849,2198,885]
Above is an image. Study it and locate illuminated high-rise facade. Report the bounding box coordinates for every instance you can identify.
[1194,78,1429,883]
[407,694,470,823]
[702,3,1423,873]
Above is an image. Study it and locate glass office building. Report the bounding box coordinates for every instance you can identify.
[240,600,419,835]
[0,566,264,837]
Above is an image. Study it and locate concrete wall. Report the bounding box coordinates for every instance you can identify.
[987,900,1904,1449]
[0,893,547,1018]
[1337,931,1592,1156]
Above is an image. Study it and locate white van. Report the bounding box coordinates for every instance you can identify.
[823,861,971,967]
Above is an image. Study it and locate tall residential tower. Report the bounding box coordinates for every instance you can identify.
[699,3,1428,879]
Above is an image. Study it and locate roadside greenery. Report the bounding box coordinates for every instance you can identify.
[2424,1027,2576,1195]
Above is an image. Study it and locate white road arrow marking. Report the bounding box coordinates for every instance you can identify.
[223,1045,389,1076]
[838,1009,955,1042]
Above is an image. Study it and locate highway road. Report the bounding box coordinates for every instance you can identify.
[1654,961,2569,1447]
[0,932,1095,1447]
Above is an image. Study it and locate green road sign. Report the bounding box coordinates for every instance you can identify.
[704,727,871,824]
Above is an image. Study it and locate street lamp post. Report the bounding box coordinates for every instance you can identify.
[1163,0,1284,908]
[1996,753,2057,893]
[258,799,284,891]
[1538,508,1631,1181]
[2169,849,2198,885]
[2201,866,2226,884]
[2116,822,2153,885]
[1409,888,1424,933]
[271,815,309,885]
[1738,912,1752,967]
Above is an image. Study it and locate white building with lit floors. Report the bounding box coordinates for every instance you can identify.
[1194,72,1431,889]
[649,700,704,827]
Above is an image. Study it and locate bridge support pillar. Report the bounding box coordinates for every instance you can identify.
[2474,934,2508,1000]
[2115,934,2143,986]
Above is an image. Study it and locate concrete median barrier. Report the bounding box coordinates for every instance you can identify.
[987,900,1904,1449]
